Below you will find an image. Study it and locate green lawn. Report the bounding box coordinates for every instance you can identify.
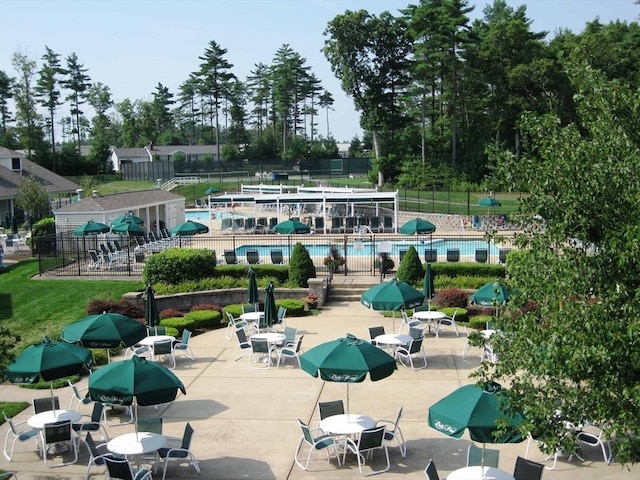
[0,260,143,350]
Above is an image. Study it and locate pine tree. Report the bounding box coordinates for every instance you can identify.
[396,246,423,285]
[288,243,316,287]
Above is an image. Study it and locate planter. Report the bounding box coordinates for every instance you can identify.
[304,302,318,311]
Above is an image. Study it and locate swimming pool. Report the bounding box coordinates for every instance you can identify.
[234,239,499,259]
[185,209,251,221]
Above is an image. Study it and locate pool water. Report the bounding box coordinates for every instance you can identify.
[235,239,499,259]
[185,209,250,220]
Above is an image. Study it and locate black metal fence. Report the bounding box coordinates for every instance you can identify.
[37,231,514,278]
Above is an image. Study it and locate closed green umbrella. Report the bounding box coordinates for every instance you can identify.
[263,282,278,330]
[423,263,436,310]
[300,334,396,414]
[6,337,93,410]
[247,268,259,308]
[144,284,160,329]
[61,312,146,362]
[273,219,310,234]
[73,220,110,236]
[428,382,524,466]
[399,218,436,235]
[111,214,144,227]
[111,220,145,236]
[88,355,185,434]
[171,220,209,236]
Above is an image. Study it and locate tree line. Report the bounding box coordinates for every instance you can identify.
[0,0,637,188]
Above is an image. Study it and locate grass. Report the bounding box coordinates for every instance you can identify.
[0,260,143,351]
[0,402,30,425]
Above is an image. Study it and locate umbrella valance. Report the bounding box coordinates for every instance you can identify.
[361,278,425,311]
[399,218,436,235]
[273,220,310,234]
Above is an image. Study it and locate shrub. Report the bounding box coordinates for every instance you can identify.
[153,276,282,295]
[276,299,305,316]
[223,304,244,319]
[289,243,316,287]
[143,248,216,285]
[431,262,505,278]
[468,315,493,330]
[87,299,144,318]
[154,323,179,337]
[160,308,184,320]
[439,307,468,323]
[435,288,469,308]
[160,317,194,334]
[215,265,289,283]
[396,246,424,285]
[184,310,222,329]
[374,253,395,274]
[191,304,222,313]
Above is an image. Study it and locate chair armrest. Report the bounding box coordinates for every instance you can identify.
[375,419,394,428]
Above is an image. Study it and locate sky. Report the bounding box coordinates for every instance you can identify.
[0,0,638,143]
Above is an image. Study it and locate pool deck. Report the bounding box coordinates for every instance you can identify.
[1,301,636,480]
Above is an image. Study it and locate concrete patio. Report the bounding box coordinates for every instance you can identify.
[1,300,636,479]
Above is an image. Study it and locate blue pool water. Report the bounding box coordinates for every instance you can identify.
[235,239,499,259]
[185,210,250,220]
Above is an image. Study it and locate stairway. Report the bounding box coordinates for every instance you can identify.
[326,277,379,304]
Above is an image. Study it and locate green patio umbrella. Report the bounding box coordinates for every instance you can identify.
[273,219,310,234]
[6,337,93,410]
[171,220,209,236]
[111,214,144,227]
[88,355,185,434]
[204,187,219,195]
[247,268,260,309]
[73,220,110,236]
[478,197,502,208]
[399,218,437,235]
[61,312,147,362]
[428,382,524,466]
[361,278,425,331]
[111,220,146,236]
[423,263,436,310]
[263,282,278,330]
[470,281,512,307]
[300,334,396,414]
[144,284,160,329]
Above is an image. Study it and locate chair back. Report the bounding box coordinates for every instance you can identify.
[155,326,167,335]
[181,422,194,449]
[369,326,385,341]
[33,396,60,414]
[236,329,248,344]
[44,420,72,444]
[468,445,500,468]
[475,248,488,263]
[358,426,385,451]
[90,402,105,422]
[424,459,440,480]
[513,456,544,480]
[224,250,238,264]
[390,407,403,433]
[154,339,173,355]
[277,306,287,321]
[251,338,270,353]
[270,249,284,264]
[414,305,428,312]
[180,329,192,345]
[104,456,135,480]
[409,327,424,340]
[283,326,297,344]
[297,418,314,445]
[294,335,305,353]
[138,417,163,434]
[409,337,424,355]
[243,304,256,314]
[3,412,19,435]
[424,249,438,263]
[246,250,260,264]
[318,400,344,420]
[446,249,460,262]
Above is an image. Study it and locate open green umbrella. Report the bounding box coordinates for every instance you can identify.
[204,187,219,195]
[300,334,397,414]
[88,355,185,434]
[73,220,110,237]
[273,219,310,234]
[111,220,145,236]
[171,220,209,236]
[423,263,436,310]
[144,284,160,329]
[61,312,146,362]
[247,268,259,309]
[111,214,144,227]
[399,218,437,235]
[428,382,524,466]
[470,281,512,307]
[478,197,502,208]
[6,337,93,410]
[263,282,278,330]
[361,278,425,331]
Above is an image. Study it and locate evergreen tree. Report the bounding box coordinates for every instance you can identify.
[35,46,64,168]
[288,243,316,287]
[395,246,424,285]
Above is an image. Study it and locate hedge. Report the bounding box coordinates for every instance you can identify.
[215,265,289,283]
[144,248,217,285]
[429,262,505,278]
[276,299,305,316]
[184,310,222,329]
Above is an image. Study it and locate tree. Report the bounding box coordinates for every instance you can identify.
[318,89,334,138]
[87,82,114,173]
[481,61,640,464]
[35,46,64,168]
[11,51,44,156]
[61,52,91,152]
[0,326,20,381]
[396,246,424,285]
[15,174,49,221]
[288,243,316,287]
[0,69,15,137]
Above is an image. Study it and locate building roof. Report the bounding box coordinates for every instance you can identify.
[0,146,80,200]
[55,189,184,214]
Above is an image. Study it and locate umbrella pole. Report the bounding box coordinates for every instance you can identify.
[50,381,56,412]
[347,384,350,417]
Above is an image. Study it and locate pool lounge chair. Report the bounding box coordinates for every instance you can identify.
[383,216,393,233]
[424,249,437,263]
[271,249,284,265]
[499,248,511,264]
[446,249,460,262]
[472,215,482,229]
[331,217,343,233]
[224,250,238,265]
[246,250,260,264]
[345,217,355,233]
[370,217,380,233]
[475,248,488,263]
[314,217,324,233]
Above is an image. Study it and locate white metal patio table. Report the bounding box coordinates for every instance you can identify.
[107,431,166,467]
[28,409,82,429]
[412,310,447,333]
[447,466,515,480]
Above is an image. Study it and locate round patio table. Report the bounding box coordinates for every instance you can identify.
[107,431,166,456]
[319,413,376,436]
[447,466,515,480]
[137,335,175,347]
[412,310,446,333]
[28,409,82,429]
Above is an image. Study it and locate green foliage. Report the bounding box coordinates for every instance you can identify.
[153,276,281,295]
[143,248,216,285]
[160,317,193,332]
[288,243,316,287]
[435,275,496,290]
[0,326,20,380]
[396,246,423,285]
[430,262,505,278]
[31,217,55,237]
[215,264,289,283]
[483,62,640,464]
[468,315,493,330]
[222,304,243,319]
[0,402,30,423]
[15,174,49,219]
[275,299,305,316]
[184,310,222,329]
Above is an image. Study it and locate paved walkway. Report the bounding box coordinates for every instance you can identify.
[1,302,636,479]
